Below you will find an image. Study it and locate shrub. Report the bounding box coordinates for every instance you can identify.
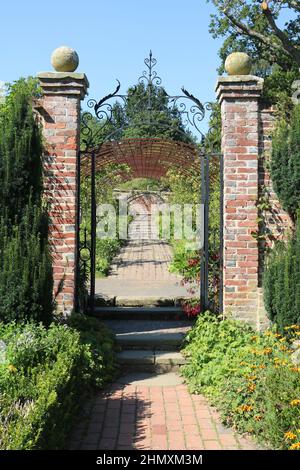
[0,318,117,449]
[67,313,117,387]
[0,78,53,324]
[263,216,300,332]
[96,238,122,277]
[0,78,42,221]
[181,314,300,449]
[270,104,300,221]
[0,204,53,324]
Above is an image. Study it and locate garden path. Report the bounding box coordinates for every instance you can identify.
[68,372,258,450]
[95,212,190,299]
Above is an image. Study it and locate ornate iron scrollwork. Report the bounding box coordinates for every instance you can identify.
[81,51,214,151]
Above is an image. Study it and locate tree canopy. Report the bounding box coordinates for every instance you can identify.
[207,0,300,70]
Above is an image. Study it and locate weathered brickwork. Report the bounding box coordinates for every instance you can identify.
[216,76,292,329]
[216,76,263,327]
[36,73,89,315]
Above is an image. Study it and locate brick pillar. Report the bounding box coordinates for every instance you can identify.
[216,76,265,328]
[36,72,89,315]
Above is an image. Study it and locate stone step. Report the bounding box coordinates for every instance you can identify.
[117,350,186,373]
[102,319,191,350]
[94,306,187,321]
[94,294,186,308]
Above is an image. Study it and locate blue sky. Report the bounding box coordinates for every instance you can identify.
[0,0,223,125]
[0,0,294,134]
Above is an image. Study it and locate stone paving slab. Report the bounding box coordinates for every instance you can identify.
[67,373,259,451]
[95,280,193,302]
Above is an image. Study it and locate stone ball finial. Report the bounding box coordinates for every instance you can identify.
[225,52,252,76]
[51,46,79,72]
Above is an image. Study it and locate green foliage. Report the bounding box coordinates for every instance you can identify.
[263,216,300,332]
[118,178,166,191]
[0,319,116,449]
[95,238,123,277]
[115,82,196,144]
[82,82,196,150]
[169,240,200,280]
[207,1,299,117]
[270,104,300,220]
[0,78,42,222]
[182,313,254,394]
[182,313,300,449]
[0,78,53,324]
[67,313,117,387]
[0,205,53,324]
[208,1,300,71]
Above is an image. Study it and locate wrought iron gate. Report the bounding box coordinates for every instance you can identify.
[75,52,223,315]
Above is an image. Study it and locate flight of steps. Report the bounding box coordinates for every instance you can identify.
[94,299,193,374]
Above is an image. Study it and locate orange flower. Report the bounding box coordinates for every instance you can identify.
[289,442,300,450]
[239,404,253,413]
[284,432,297,440]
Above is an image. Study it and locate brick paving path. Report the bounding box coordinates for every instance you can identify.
[109,239,181,281]
[107,211,181,282]
[68,379,257,450]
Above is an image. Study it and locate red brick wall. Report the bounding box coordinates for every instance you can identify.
[216,77,264,327]
[36,73,88,315]
[216,77,293,329]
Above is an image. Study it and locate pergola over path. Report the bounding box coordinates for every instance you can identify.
[81,137,200,179]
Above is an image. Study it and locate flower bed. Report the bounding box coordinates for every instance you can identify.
[181,313,300,450]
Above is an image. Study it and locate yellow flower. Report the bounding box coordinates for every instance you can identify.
[284,432,297,440]
[263,347,273,355]
[251,336,258,341]
[290,399,300,406]
[7,364,17,373]
[294,332,300,336]
[280,345,289,351]
[279,338,286,343]
[264,331,273,337]
[254,415,262,421]
[289,442,300,450]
